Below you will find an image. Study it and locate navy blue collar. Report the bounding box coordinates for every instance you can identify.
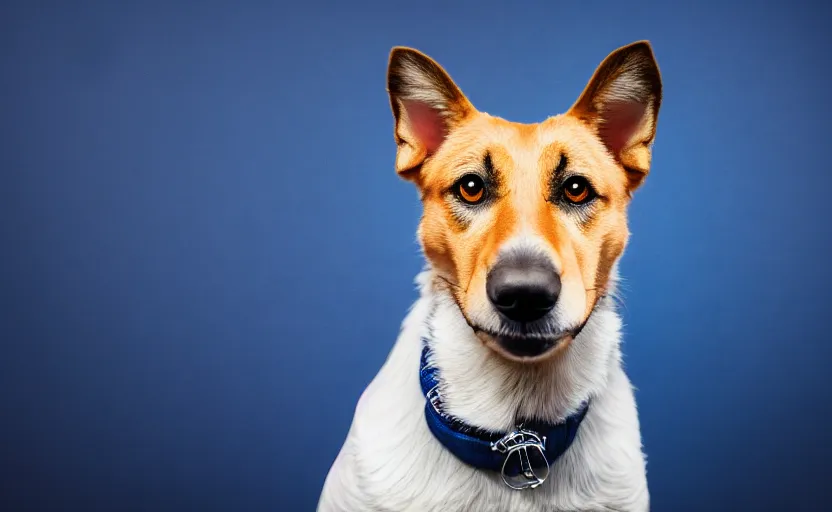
[419,341,588,490]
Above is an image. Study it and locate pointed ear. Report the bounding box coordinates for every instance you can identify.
[568,41,662,190]
[387,47,475,179]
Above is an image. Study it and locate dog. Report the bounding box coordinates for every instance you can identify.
[318,41,662,512]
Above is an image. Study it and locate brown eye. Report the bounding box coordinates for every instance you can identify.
[562,176,595,204]
[455,174,486,204]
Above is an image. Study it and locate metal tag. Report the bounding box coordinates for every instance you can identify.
[491,429,550,490]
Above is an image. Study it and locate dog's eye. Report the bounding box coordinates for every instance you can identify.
[562,176,595,205]
[455,174,486,205]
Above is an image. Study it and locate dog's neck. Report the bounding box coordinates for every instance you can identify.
[420,269,622,432]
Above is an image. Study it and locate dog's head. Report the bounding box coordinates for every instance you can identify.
[387,42,661,362]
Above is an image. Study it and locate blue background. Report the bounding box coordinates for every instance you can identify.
[2,1,830,510]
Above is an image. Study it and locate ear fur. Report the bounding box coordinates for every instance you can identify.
[387,48,474,179]
[568,41,662,190]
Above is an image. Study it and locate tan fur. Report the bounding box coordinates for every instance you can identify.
[388,42,662,359]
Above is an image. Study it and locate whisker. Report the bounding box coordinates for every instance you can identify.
[436,275,462,290]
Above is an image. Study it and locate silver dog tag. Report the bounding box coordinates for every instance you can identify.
[491,429,550,490]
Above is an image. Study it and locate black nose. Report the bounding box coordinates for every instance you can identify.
[486,255,561,323]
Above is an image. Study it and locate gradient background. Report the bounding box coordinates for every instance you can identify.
[2,1,830,511]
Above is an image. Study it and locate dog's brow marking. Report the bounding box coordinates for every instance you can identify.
[483,152,495,179]
[554,154,568,176]
[537,143,567,177]
[545,153,569,203]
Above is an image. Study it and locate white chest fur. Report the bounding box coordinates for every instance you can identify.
[318,272,649,512]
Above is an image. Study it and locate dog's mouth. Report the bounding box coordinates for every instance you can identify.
[463,292,602,363]
[473,329,574,363]
[439,278,597,363]
[447,297,580,363]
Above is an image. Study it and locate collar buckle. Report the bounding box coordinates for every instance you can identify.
[491,428,550,490]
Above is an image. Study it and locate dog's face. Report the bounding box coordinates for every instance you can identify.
[387,42,661,362]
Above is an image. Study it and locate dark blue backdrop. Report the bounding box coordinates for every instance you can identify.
[2,1,830,510]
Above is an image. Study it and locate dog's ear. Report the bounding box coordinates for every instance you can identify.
[568,41,662,190]
[387,47,475,179]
